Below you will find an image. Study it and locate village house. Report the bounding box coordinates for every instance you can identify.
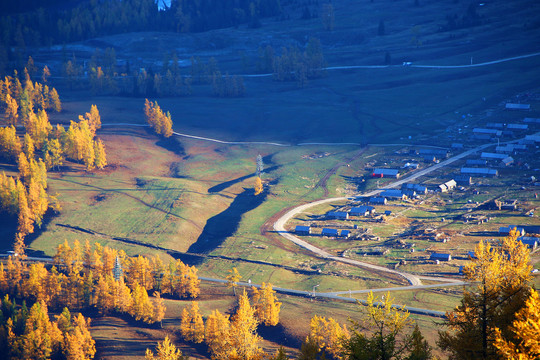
[295,225,311,235]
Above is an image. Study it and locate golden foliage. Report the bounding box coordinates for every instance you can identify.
[254,176,263,196]
[145,336,184,360]
[180,301,205,343]
[251,282,281,326]
[144,99,173,138]
[494,289,540,359]
[438,231,533,360]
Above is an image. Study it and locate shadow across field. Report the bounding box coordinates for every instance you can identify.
[258,323,303,349]
[188,187,269,254]
[207,165,279,193]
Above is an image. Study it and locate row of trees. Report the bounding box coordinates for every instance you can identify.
[179,283,281,360]
[144,99,173,137]
[0,99,107,251]
[0,65,61,126]
[0,239,200,327]
[0,297,96,360]
[0,0,286,50]
[255,38,326,87]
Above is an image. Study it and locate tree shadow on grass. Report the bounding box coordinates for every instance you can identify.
[188,187,269,254]
[207,165,280,193]
[258,323,303,349]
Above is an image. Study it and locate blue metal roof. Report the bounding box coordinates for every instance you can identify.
[295,225,311,232]
[321,228,339,236]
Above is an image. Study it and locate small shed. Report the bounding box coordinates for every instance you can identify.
[466,159,488,166]
[328,211,349,220]
[439,180,457,192]
[418,148,449,158]
[461,167,498,177]
[468,251,477,259]
[402,183,427,194]
[350,206,375,217]
[430,253,452,262]
[370,197,387,205]
[340,230,351,239]
[295,225,311,235]
[372,168,400,178]
[500,156,514,167]
[321,228,339,237]
[505,103,530,110]
[380,189,406,199]
[481,152,507,160]
[507,123,528,130]
[455,175,472,185]
[384,210,392,216]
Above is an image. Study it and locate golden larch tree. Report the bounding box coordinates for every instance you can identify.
[309,315,349,359]
[130,283,155,324]
[254,176,263,196]
[145,336,185,360]
[494,289,540,359]
[23,133,35,160]
[226,267,241,295]
[251,282,281,326]
[151,292,166,327]
[5,93,19,126]
[93,138,107,170]
[180,301,205,343]
[228,289,264,360]
[205,309,231,359]
[438,230,532,360]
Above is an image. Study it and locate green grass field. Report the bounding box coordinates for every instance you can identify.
[5,0,540,358]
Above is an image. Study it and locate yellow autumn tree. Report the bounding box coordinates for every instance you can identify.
[251,282,281,326]
[228,289,264,360]
[62,312,96,360]
[4,93,19,126]
[0,125,21,160]
[93,138,107,170]
[205,309,231,359]
[180,301,205,343]
[78,104,101,133]
[438,230,532,360]
[254,176,263,195]
[23,134,35,160]
[49,87,61,112]
[309,315,349,359]
[145,336,185,360]
[130,283,155,324]
[226,267,241,295]
[494,289,540,360]
[15,301,63,360]
[151,292,166,327]
[144,99,173,138]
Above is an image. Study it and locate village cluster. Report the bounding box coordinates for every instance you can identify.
[291,106,540,273]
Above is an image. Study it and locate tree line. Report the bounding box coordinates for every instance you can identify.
[0,296,95,360]
[0,102,107,250]
[0,0,286,51]
[0,62,61,125]
[178,279,282,360]
[1,240,200,324]
[144,99,173,138]
[66,49,246,98]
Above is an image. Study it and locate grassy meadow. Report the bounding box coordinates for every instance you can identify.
[3,0,540,358]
